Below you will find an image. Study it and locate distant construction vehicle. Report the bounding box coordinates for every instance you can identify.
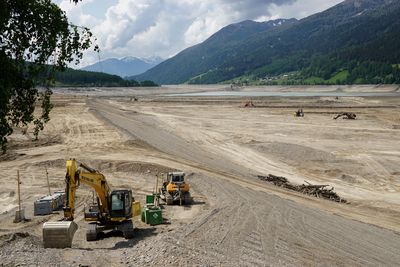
[160,172,192,205]
[243,100,255,108]
[294,109,304,117]
[42,159,135,248]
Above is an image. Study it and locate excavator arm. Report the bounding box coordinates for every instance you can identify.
[63,159,77,220]
[63,159,111,220]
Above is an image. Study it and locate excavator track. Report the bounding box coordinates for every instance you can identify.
[119,220,134,239]
[86,223,98,241]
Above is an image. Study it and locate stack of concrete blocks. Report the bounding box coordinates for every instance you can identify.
[34,191,65,216]
[53,190,65,210]
[34,196,53,215]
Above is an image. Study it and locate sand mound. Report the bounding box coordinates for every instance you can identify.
[32,159,176,175]
[251,142,337,164]
[0,232,40,248]
[88,160,176,174]
[250,142,366,183]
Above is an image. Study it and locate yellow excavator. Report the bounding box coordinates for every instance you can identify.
[42,159,135,248]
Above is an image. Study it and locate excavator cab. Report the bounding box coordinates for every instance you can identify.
[84,189,134,242]
[109,190,132,219]
[169,172,185,183]
[84,190,132,221]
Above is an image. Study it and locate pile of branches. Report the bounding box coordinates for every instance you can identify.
[257,174,347,203]
[334,112,357,120]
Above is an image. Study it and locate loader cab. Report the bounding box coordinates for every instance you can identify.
[168,172,185,184]
[109,190,133,219]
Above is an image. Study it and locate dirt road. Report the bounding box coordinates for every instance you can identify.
[86,97,400,266]
[1,87,400,266]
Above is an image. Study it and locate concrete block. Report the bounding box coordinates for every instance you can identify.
[13,209,25,223]
[34,199,53,215]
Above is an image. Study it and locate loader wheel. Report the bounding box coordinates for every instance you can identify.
[86,223,98,241]
[184,195,192,205]
[166,196,173,205]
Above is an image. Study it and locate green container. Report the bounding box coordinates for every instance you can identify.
[141,206,163,225]
[146,194,155,204]
[146,207,163,225]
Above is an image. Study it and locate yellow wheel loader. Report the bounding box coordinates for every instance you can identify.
[160,172,192,205]
[42,159,135,248]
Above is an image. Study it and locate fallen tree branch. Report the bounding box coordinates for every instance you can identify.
[257,174,347,203]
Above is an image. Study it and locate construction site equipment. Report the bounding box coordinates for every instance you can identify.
[142,182,163,225]
[42,159,135,248]
[141,205,163,225]
[34,192,65,216]
[146,194,155,204]
[14,170,26,223]
[53,190,66,208]
[34,167,65,216]
[45,167,51,196]
[34,197,53,215]
[334,112,356,120]
[243,100,255,108]
[132,201,141,217]
[14,209,25,223]
[43,221,78,248]
[160,171,192,205]
[294,109,304,117]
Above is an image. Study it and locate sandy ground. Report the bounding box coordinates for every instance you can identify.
[1,86,400,266]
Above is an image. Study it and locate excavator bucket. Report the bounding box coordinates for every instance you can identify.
[42,221,78,248]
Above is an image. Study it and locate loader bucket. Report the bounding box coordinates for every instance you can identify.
[42,221,78,248]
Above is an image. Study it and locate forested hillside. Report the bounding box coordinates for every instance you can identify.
[132,19,297,84]
[54,68,158,87]
[134,0,400,85]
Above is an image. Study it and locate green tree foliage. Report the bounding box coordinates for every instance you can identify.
[54,68,140,87]
[50,68,158,87]
[0,0,96,152]
[138,80,159,87]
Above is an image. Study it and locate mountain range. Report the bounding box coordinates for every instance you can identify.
[81,56,163,78]
[133,0,400,85]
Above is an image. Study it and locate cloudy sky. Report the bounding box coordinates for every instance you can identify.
[54,0,343,67]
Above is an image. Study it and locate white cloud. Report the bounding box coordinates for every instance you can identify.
[59,0,100,28]
[264,0,342,21]
[57,0,342,67]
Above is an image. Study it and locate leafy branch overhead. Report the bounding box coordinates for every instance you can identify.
[0,0,97,152]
